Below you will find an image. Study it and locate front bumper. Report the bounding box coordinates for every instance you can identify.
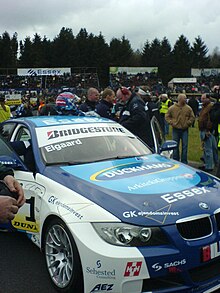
[68,222,220,293]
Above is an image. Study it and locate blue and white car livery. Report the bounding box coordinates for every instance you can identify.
[0,115,220,293]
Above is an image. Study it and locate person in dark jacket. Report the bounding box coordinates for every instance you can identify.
[187,96,199,127]
[95,88,115,120]
[0,162,25,223]
[138,86,162,126]
[79,87,100,112]
[118,87,154,149]
[198,93,218,171]
[39,96,58,116]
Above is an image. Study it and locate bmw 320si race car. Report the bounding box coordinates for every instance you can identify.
[1,115,220,293]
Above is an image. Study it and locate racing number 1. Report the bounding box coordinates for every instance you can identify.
[25,197,36,222]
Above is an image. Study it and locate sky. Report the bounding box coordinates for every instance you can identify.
[1,0,220,54]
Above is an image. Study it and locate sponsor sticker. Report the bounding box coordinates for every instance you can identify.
[161,187,211,204]
[91,162,178,182]
[124,261,142,277]
[202,241,220,262]
[123,206,179,224]
[152,259,186,272]
[44,138,82,152]
[36,123,128,147]
[48,196,85,220]
[90,284,114,292]
[86,267,116,279]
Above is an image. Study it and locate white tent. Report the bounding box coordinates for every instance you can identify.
[168,77,197,89]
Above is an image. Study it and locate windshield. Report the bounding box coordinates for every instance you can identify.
[36,122,152,165]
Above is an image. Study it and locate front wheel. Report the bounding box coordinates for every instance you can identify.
[43,218,84,292]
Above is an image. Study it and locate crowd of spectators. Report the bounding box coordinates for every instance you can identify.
[1,70,220,100]
[110,71,220,100]
[0,72,100,97]
[110,71,161,92]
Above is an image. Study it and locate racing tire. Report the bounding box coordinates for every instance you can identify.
[43,218,84,292]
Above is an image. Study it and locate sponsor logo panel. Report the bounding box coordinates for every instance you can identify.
[152,259,186,272]
[47,196,92,220]
[124,261,142,277]
[36,123,127,147]
[90,283,114,292]
[91,162,178,182]
[202,241,220,262]
[123,205,179,224]
[44,138,82,152]
[161,187,211,204]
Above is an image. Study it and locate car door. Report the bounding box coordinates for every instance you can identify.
[0,124,44,242]
[150,116,174,158]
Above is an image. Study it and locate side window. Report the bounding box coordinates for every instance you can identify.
[151,116,165,153]
[12,127,35,172]
[0,136,15,157]
[0,123,16,141]
[15,127,31,142]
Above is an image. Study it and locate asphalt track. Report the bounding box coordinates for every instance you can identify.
[0,232,57,293]
[1,228,220,293]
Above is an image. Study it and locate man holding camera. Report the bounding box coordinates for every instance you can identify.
[0,162,25,223]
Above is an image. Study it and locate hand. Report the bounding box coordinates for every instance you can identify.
[0,196,18,223]
[3,175,26,207]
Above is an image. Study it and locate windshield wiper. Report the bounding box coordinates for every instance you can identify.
[46,155,145,166]
[105,155,144,160]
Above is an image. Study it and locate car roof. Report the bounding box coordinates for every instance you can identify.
[11,115,115,128]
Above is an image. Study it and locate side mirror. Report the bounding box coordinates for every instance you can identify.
[160,140,177,152]
[0,155,26,170]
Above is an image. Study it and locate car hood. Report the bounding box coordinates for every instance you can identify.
[44,154,220,226]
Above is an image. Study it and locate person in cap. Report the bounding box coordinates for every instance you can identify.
[0,95,11,123]
[138,86,162,126]
[117,86,154,149]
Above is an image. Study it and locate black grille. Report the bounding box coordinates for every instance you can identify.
[176,216,212,239]
[215,212,220,231]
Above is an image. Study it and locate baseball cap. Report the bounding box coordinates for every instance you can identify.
[138,88,150,96]
[120,87,130,95]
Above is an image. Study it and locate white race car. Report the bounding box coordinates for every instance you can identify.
[1,115,220,293]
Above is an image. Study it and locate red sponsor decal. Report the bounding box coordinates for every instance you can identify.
[124,261,142,277]
[202,245,211,262]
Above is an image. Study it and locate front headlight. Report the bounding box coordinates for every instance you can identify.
[92,223,168,246]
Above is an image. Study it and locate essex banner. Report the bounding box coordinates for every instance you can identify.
[17,68,71,76]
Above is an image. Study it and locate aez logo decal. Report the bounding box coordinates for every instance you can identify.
[90,284,114,292]
[91,162,178,181]
[124,261,142,277]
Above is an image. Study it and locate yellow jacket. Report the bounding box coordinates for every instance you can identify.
[0,104,11,122]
